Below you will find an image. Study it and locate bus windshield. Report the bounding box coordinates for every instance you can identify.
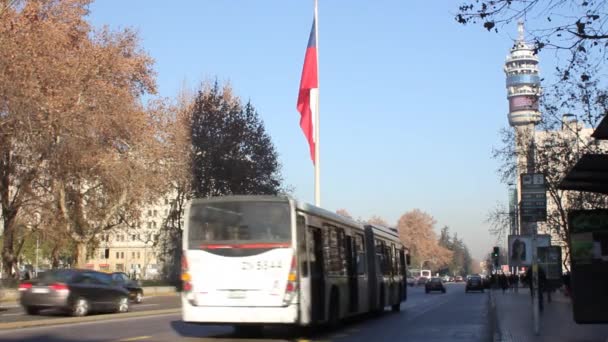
[187,200,291,249]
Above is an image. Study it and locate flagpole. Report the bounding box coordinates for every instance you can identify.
[314,0,321,207]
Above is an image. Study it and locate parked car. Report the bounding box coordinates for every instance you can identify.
[417,277,429,286]
[19,269,130,316]
[425,277,446,294]
[465,275,484,293]
[111,272,144,303]
[407,277,416,287]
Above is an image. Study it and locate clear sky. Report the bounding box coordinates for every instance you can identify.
[88,1,558,260]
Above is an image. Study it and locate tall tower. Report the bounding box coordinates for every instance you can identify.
[504,21,541,235]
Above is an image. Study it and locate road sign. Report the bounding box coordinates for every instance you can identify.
[537,246,562,290]
[520,173,547,223]
[508,234,551,267]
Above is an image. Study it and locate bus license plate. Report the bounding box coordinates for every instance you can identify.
[228,290,246,299]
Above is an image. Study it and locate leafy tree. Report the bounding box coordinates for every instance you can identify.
[396,209,452,271]
[0,0,162,271]
[435,226,475,276]
[336,209,353,219]
[367,215,389,226]
[190,82,284,197]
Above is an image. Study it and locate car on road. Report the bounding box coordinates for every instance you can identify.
[465,275,484,293]
[442,275,451,283]
[407,277,416,287]
[425,277,446,294]
[417,276,429,286]
[111,272,144,303]
[454,276,464,282]
[19,269,130,317]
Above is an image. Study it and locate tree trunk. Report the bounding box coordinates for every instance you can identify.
[74,242,88,268]
[50,244,60,269]
[1,213,17,278]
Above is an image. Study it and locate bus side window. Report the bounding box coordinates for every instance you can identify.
[297,215,308,277]
[336,228,346,276]
[391,243,401,275]
[356,233,366,275]
[398,249,406,276]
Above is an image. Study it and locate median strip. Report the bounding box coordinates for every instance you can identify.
[0,308,180,331]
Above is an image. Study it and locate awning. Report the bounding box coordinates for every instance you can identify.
[559,154,608,194]
[592,114,608,140]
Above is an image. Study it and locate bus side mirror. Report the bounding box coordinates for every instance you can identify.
[406,254,411,266]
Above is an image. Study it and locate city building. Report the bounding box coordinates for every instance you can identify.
[84,195,180,279]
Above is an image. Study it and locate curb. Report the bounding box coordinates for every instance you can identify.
[489,290,502,342]
[0,308,180,331]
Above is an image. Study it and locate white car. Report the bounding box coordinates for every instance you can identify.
[442,276,451,282]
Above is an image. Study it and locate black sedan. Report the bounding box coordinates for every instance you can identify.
[111,272,144,303]
[425,277,446,294]
[19,269,130,316]
[465,275,484,293]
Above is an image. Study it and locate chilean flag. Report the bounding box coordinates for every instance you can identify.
[297,19,318,164]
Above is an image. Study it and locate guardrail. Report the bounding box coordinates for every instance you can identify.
[1,286,177,303]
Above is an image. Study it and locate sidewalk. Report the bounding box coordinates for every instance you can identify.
[492,287,608,342]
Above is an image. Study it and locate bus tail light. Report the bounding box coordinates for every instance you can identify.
[283,255,298,305]
[181,253,192,292]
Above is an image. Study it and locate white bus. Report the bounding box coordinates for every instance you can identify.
[181,195,409,332]
[420,270,432,279]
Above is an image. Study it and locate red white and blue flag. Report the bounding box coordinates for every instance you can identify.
[297,19,318,164]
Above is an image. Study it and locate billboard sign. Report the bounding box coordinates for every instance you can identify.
[537,246,562,290]
[568,209,608,323]
[508,234,551,267]
[520,173,547,223]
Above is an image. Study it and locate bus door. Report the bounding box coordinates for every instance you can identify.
[399,249,407,301]
[345,235,358,312]
[310,227,325,322]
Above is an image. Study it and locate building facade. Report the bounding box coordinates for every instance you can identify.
[84,196,180,279]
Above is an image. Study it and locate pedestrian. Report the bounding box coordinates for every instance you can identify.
[514,273,519,293]
[562,272,571,297]
[526,268,534,299]
[500,273,509,294]
[538,266,546,312]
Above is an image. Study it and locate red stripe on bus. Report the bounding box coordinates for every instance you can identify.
[200,243,291,249]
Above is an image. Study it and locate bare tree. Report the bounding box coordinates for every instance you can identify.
[456,0,608,73]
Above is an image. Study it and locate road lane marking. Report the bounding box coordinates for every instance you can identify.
[132,304,159,308]
[0,310,180,331]
[1,313,21,316]
[117,336,151,341]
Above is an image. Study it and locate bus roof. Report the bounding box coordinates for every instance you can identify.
[189,195,290,205]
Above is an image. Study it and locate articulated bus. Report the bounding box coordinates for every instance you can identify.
[181,195,410,331]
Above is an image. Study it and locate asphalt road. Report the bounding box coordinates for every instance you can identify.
[0,283,491,342]
[0,295,180,324]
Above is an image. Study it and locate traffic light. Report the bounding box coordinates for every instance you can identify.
[492,247,499,268]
